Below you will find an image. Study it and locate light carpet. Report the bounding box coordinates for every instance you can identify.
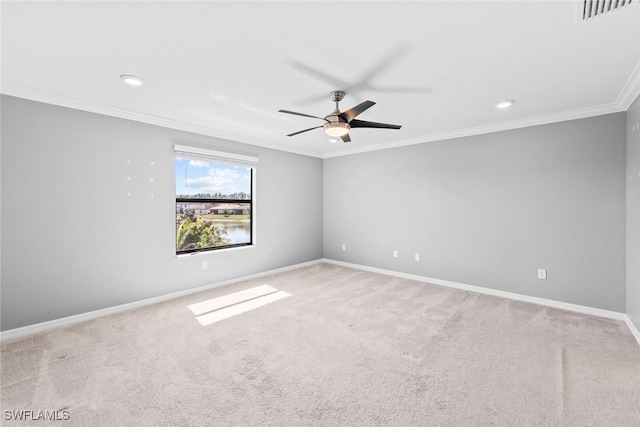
[2,263,639,426]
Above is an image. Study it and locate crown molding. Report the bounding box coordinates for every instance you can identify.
[2,79,634,161]
[0,82,325,158]
[322,102,624,158]
[617,58,640,110]
[323,56,639,158]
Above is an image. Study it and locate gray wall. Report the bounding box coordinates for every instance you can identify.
[1,94,633,331]
[628,95,640,330]
[324,113,627,312]
[0,95,323,331]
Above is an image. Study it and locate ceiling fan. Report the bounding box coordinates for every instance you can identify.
[278,91,402,143]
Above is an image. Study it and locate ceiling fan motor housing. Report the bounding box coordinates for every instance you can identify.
[279,90,400,141]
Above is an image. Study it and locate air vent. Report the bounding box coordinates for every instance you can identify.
[581,0,634,20]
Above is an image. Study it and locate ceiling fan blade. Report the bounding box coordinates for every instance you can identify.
[368,85,430,93]
[349,119,401,130]
[339,101,376,122]
[340,133,351,143]
[289,61,351,90]
[350,45,411,91]
[286,125,324,137]
[278,109,327,121]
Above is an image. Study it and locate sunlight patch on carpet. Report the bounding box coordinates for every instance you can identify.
[187,285,291,326]
[188,284,278,316]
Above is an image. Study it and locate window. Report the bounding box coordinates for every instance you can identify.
[174,145,257,254]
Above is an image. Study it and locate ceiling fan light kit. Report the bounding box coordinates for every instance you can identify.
[324,121,350,137]
[279,90,401,143]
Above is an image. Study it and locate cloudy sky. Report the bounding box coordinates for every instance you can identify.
[175,158,251,196]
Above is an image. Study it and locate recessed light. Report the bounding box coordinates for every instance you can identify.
[495,100,515,109]
[120,75,145,87]
[329,139,338,143]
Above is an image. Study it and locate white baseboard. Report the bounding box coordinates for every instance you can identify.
[625,316,640,345]
[0,259,323,342]
[323,258,640,346]
[4,258,639,348]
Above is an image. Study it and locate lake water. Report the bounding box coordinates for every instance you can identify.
[217,221,251,244]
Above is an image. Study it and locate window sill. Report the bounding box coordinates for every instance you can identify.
[176,244,255,258]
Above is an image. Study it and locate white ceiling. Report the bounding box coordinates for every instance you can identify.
[2,0,639,158]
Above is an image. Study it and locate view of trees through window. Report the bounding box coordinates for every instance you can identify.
[175,156,252,254]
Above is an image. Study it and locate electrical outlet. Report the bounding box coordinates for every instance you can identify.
[341,244,346,251]
[537,269,547,280]
[393,250,398,258]
[415,253,420,261]
[202,261,208,270]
